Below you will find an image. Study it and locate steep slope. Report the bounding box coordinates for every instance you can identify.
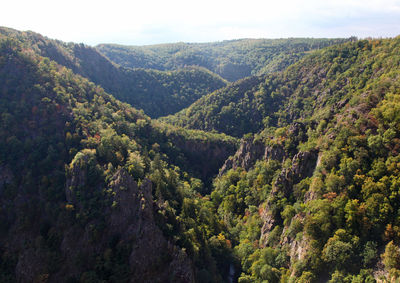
[162,38,398,138]
[0,27,227,118]
[208,37,400,281]
[160,75,271,137]
[0,36,237,282]
[97,38,353,82]
[3,25,400,282]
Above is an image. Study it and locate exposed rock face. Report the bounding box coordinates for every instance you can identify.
[107,170,194,283]
[288,122,305,139]
[259,212,276,246]
[81,168,193,282]
[219,137,265,175]
[219,136,289,177]
[219,135,319,250]
[14,162,194,283]
[264,144,286,162]
[107,170,151,237]
[271,168,293,198]
[260,150,319,247]
[280,214,309,262]
[169,135,237,182]
[219,123,309,176]
[280,214,312,278]
[271,150,319,198]
[291,150,319,183]
[15,249,48,283]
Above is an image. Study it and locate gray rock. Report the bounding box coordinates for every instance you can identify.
[219,137,265,175]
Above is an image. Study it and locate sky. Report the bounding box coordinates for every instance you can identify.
[1,0,400,46]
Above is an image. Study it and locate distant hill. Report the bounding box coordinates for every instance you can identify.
[0,27,227,118]
[160,38,397,137]
[97,38,353,81]
[3,25,400,282]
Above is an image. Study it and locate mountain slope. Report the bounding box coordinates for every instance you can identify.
[160,75,270,137]
[97,38,353,82]
[208,37,400,281]
[161,38,399,138]
[0,27,227,118]
[0,35,237,282]
[3,25,400,282]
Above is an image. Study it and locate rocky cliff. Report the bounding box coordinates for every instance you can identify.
[218,135,320,268]
[9,154,195,283]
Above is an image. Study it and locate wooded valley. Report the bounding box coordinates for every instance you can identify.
[1,26,400,282]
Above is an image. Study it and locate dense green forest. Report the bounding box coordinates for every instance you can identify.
[97,38,352,82]
[0,27,227,118]
[1,26,400,282]
[201,37,400,282]
[161,38,400,138]
[0,34,237,282]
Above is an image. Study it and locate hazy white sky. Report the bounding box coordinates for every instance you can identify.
[1,0,400,45]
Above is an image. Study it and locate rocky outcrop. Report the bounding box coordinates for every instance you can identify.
[219,136,288,177]
[291,150,319,183]
[271,150,318,199]
[219,123,310,176]
[264,144,286,162]
[15,248,52,283]
[288,122,306,140]
[219,134,319,250]
[260,212,276,246]
[108,170,194,283]
[64,149,99,209]
[219,137,265,176]
[62,168,194,283]
[271,168,293,198]
[280,214,309,262]
[260,150,319,247]
[171,135,237,182]
[107,170,152,236]
[13,163,194,283]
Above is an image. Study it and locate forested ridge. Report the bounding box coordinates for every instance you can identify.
[201,37,400,282]
[0,27,227,118]
[0,34,237,282]
[97,38,352,82]
[1,26,400,282]
[161,38,400,137]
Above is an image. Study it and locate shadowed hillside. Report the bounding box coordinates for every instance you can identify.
[2,26,400,282]
[0,27,227,118]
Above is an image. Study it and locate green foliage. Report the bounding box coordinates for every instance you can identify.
[382,241,400,271]
[0,33,237,282]
[3,27,400,282]
[204,37,400,281]
[162,37,400,139]
[97,38,352,82]
[322,229,359,271]
[0,27,227,118]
